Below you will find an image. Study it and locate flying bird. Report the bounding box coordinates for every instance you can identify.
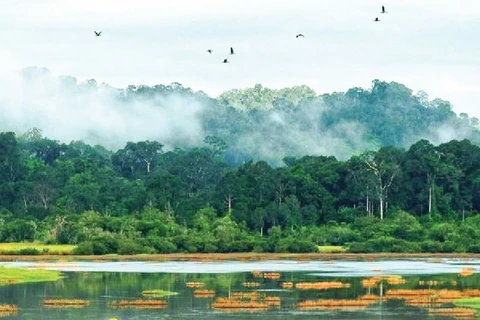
[94,31,102,37]
[381,6,387,13]
[223,59,229,63]
[374,17,380,22]
[207,49,212,53]
[230,47,235,55]
[296,34,305,38]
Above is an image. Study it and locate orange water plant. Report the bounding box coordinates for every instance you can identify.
[419,280,444,286]
[460,268,475,277]
[298,299,377,310]
[43,299,90,307]
[264,296,281,308]
[212,298,269,310]
[230,292,261,301]
[296,281,351,290]
[0,304,17,316]
[263,272,281,279]
[243,282,261,288]
[281,282,294,288]
[186,282,205,288]
[251,270,263,278]
[194,290,216,298]
[428,308,476,319]
[109,299,167,309]
[361,276,406,288]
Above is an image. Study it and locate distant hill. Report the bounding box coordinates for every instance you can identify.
[4,67,480,165]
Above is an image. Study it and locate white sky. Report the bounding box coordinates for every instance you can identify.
[1,0,480,117]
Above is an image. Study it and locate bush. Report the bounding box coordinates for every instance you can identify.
[73,242,94,255]
[275,237,318,253]
[118,239,144,255]
[17,248,40,255]
[420,240,443,253]
[147,236,178,254]
[347,242,375,253]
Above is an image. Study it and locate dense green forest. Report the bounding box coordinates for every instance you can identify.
[2,129,480,254]
[3,69,480,254]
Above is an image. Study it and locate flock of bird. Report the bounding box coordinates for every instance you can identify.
[92,5,387,64]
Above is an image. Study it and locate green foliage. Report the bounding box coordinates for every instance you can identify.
[2,121,480,254]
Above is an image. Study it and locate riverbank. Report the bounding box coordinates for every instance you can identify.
[0,252,479,262]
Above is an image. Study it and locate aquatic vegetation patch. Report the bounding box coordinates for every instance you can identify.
[296,281,351,290]
[186,281,205,288]
[0,304,18,317]
[141,289,178,297]
[0,266,63,285]
[230,292,261,300]
[263,272,281,279]
[297,298,377,310]
[362,276,407,288]
[453,297,480,309]
[109,299,167,309]
[280,281,293,288]
[242,282,261,288]
[212,298,269,310]
[428,307,476,319]
[460,268,475,277]
[419,280,444,286]
[193,289,215,298]
[42,299,90,307]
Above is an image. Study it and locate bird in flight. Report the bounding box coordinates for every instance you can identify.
[296,34,305,38]
[207,49,212,53]
[94,31,102,37]
[230,47,235,55]
[374,17,380,22]
[223,59,229,63]
[381,6,387,13]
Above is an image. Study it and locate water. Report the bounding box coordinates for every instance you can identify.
[0,259,479,319]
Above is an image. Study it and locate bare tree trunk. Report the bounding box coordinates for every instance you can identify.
[379,197,384,220]
[428,185,432,213]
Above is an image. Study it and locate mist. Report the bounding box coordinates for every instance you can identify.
[0,66,478,166]
[0,67,206,150]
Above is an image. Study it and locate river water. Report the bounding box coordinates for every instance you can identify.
[0,258,479,319]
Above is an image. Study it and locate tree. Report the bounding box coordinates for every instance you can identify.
[362,147,402,219]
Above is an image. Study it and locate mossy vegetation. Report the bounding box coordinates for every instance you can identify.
[0,243,76,255]
[141,290,178,297]
[0,266,63,285]
[453,297,480,309]
[318,246,347,253]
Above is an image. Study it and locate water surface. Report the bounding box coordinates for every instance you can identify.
[0,259,478,319]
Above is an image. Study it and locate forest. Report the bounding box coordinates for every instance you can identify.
[2,70,480,254]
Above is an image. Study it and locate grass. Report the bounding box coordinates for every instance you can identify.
[0,243,76,255]
[317,246,347,253]
[454,297,480,309]
[0,266,63,285]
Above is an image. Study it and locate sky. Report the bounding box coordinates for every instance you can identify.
[1,0,480,118]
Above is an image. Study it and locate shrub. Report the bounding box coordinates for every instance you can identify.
[17,248,40,255]
[275,237,318,253]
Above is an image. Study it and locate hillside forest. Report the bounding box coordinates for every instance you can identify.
[2,70,480,254]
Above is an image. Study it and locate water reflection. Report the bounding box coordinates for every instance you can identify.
[0,266,479,319]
